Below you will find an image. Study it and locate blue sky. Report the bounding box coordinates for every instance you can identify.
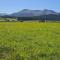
[0,0,60,13]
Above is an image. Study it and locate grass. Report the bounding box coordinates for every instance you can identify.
[0,22,60,60]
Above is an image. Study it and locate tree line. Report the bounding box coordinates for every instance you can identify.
[0,14,60,22]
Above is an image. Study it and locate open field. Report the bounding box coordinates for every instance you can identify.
[0,22,60,60]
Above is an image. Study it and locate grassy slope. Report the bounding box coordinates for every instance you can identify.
[0,22,60,60]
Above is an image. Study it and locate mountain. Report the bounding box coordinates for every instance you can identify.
[0,13,8,16]
[10,9,34,17]
[0,9,60,21]
[10,9,57,17]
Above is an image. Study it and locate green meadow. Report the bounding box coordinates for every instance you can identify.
[0,22,60,60]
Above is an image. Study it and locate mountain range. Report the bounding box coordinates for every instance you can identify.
[0,9,59,17]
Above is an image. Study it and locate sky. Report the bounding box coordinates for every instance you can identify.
[0,0,60,14]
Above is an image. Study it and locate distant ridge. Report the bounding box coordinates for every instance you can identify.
[0,9,59,17]
[0,9,60,21]
[10,9,58,17]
